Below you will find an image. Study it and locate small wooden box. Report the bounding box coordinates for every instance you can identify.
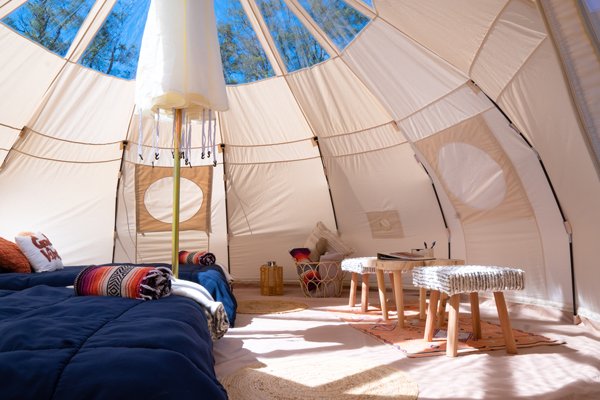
[260,265,283,296]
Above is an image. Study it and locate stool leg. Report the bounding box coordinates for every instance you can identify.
[446,294,460,357]
[376,269,388,320]
[436,293,448,329]
[469,292,482,340]
[389,272,396,300]
[361,274,370,313]
[349,273,358,307]
[424,290,440,342]
[419,288,427,320]
[392,271,404,328]
[494,291,517,354]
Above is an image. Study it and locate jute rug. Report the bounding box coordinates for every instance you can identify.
[221,356,418,399]
[334,304,563,358]
[237,299,309,314]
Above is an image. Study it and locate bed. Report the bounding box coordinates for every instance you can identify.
[0,263,236,400]
[0,263,237,326]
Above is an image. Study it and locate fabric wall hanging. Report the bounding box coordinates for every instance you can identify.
[135,164,213,233]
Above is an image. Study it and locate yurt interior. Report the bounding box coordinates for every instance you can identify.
[1,0,600,399]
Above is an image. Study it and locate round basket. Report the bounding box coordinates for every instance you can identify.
[295,261,345,298]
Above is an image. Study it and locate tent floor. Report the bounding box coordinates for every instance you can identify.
[214,283,600,399]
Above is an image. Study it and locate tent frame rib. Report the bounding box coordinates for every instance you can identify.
[111,139,129,263]
[313,136,340,231]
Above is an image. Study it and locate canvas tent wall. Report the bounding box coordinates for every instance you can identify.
[0,0,599,322]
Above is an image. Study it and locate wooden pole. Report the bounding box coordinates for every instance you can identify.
[172,108,183,278]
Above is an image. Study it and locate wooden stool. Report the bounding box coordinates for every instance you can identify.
[413,265,525,357]
[341,257,378,312]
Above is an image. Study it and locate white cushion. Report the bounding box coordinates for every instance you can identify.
[15,232,64,273]
[303,221,354,257]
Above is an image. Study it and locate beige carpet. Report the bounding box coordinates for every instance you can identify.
[221,356,418,400]
[237,299,308,314]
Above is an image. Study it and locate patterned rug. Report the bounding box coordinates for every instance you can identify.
[237,299,309,315]
[221,356,418,399]
[332,304,564,358]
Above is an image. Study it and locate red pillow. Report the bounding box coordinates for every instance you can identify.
[0,237,31,273]
[289,248,311,262]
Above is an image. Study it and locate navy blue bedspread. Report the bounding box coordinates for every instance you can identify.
[0,263,237,326]
[0,285,228,400]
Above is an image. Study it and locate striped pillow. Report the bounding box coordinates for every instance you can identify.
[74,265,172,300]
[178,250,216,266]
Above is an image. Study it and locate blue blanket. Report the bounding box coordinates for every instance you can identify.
[0,263,237,326]
[0,285,227,400]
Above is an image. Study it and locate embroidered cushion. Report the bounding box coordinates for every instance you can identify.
[15,232,63,273]
[74,265,172,300]
[0,237,31,273]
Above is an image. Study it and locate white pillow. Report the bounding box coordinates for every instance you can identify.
[15,232,64,272]
[303,221,354,257]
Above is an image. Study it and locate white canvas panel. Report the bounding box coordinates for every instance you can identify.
[318,123,406,158]
[0,153,119,265]
[228,231,314,282]
[207,162,229,271]
[0,125,19,149]
[31,63,135,144]
[220,77,313,145]
[0,26,64,128]
[541,0,600,171]
[134,231,209,265]
[14,128,121,163]
[375,0,507,73]
[499,40,600,319]
[471,0,546,99]
[411,147,467,262]
[399,84,493,142]
[113,158,138,264]
[225,139,320,165]
[285,57,391,136]
[482,109,571,307]
[226,159,335,236]
[0,1,28,18]
[324,142,447,258]
[462,217,555,307]
[343,19,468,121]
[0,150,7,165]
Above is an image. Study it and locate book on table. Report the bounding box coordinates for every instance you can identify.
[377,251,435,261]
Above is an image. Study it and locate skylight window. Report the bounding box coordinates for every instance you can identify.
[79,0,151,80]
[297,0,370,50]
[215,0,275,84]
[255,0,329,72]
[1,0,96,57]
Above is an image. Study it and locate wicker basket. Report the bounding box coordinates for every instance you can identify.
[295,261,345,297]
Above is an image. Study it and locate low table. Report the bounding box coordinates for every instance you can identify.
[375,258,464,328]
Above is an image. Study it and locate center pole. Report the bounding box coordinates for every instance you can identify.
[172,108,183,278]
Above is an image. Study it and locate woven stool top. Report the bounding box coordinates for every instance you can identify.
[412,265,525,296]
[341,257,377,274]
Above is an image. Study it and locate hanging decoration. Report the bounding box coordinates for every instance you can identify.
[134,0,228,277]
